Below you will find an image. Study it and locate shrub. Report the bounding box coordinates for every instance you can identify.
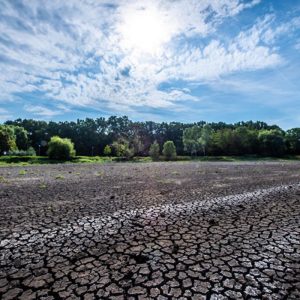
[27,147,37,156]
[149,141,160,161]
[162,141,177,161]
[112,138,134,159]
[8,147,36,156]
[103,145,112,156]
[47,136,76,160]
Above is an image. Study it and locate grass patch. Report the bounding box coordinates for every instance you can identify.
[0,155,114,166]
[177,155,300,162]
[0,154,299,166]
[55,175,65,180]
[73,156,112,163]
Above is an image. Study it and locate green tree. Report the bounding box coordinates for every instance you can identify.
[5,119,48,154]
[103,145,112,156]
[183,126,201,156]
[162,141,177,161]
[198,124,212,156]
[210,129,234,155]
[233,127,257,155]
[149,141,160,160]
[258,130,286,156]
[131,134,144,156]
[112,138,134,159]
[14,126,29,150]
[4,117,296,157]
[286,128,300,154]
[47,136,76,160]
[0,125,17,154]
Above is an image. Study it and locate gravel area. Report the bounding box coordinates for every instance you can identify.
[0,161,300,299]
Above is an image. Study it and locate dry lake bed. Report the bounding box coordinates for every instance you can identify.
[1,161,300,299]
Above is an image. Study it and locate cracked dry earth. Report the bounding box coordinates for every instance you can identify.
[1,162,300,299]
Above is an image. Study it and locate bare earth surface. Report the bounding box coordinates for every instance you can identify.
[0,161,300,299]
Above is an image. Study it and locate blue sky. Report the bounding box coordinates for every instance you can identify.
[0,0,299,129]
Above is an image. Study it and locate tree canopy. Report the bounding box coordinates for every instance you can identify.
[1,117,299,157]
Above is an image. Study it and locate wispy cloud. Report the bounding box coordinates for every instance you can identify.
[24,105,61,118]
[263,16,300,44]
[0,0,267,108]
[0,108,12,121]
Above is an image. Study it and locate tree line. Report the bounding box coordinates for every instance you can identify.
[1,116,300,157]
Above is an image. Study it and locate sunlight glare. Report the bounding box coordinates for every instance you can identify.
[119,7,172,55]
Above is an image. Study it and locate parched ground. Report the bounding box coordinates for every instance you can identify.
[0,161,300,300]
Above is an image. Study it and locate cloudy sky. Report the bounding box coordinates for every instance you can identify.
[0,0,299,128]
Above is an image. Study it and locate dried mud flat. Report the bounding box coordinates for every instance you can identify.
[0,161,300,300]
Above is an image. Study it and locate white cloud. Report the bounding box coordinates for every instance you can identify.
[24,105,61,117]
[263,16,300,44]
[157,25,282,82]
[0,108,12,122]
[0,0,291,114]
[0,108,8,114]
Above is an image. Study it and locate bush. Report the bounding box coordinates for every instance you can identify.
[112,138,134,159]
[47,136,76,160]
[8,147,36,156]
[149,141,160,160]
[103,145,112,156]
[162,141,177,161]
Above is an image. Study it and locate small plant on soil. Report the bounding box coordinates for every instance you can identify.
[19,170,27,175]
[97,171,104,177]
[55,174,65,180]
[39,184,47,188]
[0,176,7,183]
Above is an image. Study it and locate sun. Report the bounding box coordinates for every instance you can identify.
[118,6,172,55]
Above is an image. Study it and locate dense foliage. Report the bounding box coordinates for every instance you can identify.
[0,125,17,154]
[47,136,76,160]
[112,138,134,159]
[8,147,36,156]
[1,117,299,157]
[183,125,212,156]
